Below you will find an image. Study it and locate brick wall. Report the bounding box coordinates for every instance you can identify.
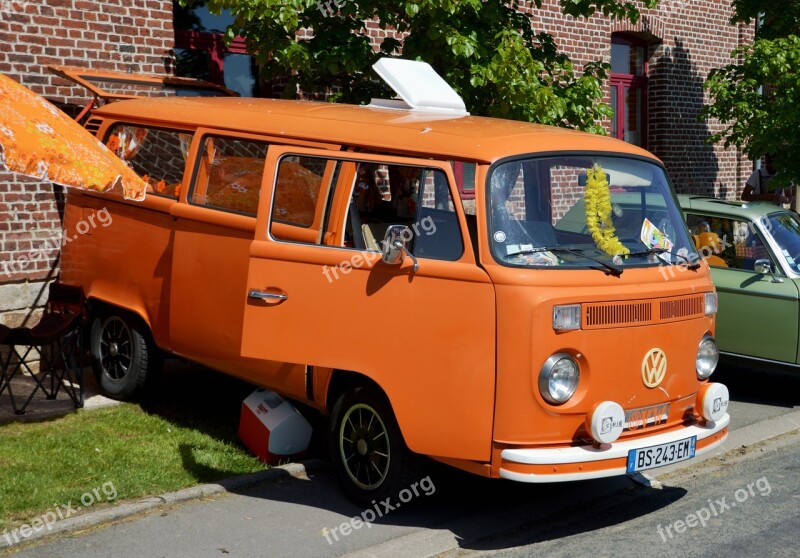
[521,0,751,198]
[0,0,174,325]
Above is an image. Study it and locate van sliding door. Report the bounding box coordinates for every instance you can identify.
[242,146,496,461]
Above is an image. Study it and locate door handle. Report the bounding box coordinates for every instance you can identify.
[248,289,288,302]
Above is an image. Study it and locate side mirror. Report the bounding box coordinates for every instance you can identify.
[754,259,772,274]
[754,258,783,283]
[381,225,419,272]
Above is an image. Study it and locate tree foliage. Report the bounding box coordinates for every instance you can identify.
[703,1,800,187]
[185,0,657,134]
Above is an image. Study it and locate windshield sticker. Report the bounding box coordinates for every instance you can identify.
[641,218,674,252]
[494,231,507,243]
[510,250,560,266]
[506,243,533,255]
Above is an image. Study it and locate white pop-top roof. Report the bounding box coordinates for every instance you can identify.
[369,57,469,115]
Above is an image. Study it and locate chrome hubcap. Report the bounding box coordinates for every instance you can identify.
[339,403,391,490]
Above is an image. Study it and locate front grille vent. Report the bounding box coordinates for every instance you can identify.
[659,296,704,321]
[584,302,652,328]
[582,294,706,329]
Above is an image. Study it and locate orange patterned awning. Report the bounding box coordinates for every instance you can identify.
[0,73,147,201]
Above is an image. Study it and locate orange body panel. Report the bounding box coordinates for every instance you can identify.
[60,96,727,479]
[62,191,176,342]
[488,266,714,445]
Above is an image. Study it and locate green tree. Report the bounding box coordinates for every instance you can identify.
[185,0,657,134]
[703,1,800,188]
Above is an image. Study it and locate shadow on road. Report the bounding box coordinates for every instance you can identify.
[713,362,800,408]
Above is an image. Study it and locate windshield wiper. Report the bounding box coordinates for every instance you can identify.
[675,252,702,270]
[627,247,671,265]
[507,247,623,277]
[628,247,701,270]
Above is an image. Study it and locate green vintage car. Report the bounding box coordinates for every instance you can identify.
[679,196,800,369]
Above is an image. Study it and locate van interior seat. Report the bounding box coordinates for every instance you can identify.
[361,224,377,251]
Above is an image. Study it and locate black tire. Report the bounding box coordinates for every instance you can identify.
[328,383,417,506]
[90,312,153,400]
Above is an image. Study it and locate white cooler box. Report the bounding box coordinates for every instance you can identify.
[238,388,312,464]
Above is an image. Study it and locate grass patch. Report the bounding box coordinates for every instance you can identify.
[0,365,270,530]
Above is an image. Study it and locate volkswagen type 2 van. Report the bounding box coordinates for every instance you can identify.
[58,59,730,503]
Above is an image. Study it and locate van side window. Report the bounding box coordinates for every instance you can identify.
[452,161,476,205]
[105,125,190,198]
[346,163,463,261]
[273,156,326,228]
[190,136,268,216]
[269,156,337,244]
[268,155,462,260]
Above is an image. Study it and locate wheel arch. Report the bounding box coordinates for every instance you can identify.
[87,297,157,346]
[326,369,387,415]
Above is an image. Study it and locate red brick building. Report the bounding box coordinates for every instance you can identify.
[0,0,751,324]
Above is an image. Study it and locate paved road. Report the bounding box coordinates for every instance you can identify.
[480,431,800,558]
[4,363,799,558]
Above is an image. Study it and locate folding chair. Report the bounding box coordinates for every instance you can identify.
[0,283,86,415]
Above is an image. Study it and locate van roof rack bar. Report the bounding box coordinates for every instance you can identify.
[368,58,469,115]
[48,66,238,102]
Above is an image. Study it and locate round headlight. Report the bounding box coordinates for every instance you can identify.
[696,336,719,379]
[539,353,580,404]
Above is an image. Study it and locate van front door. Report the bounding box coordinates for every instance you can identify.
[242,147,496,461]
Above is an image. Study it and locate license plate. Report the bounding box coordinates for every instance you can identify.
[626,436,696,473]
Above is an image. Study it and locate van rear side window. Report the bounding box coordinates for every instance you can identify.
[190,136,269,216]
[105,124,190,198]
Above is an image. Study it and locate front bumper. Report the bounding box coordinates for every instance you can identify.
[499,414,730,483]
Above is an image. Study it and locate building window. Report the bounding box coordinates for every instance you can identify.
[610,35,648,148]
[173,1,261,97]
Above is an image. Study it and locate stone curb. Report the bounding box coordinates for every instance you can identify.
[0,459,327,551]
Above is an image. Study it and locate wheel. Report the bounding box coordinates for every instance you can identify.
[90,312,153,400]
[328,383,417,506]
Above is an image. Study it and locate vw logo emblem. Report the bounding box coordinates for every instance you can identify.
[642,348,667,388]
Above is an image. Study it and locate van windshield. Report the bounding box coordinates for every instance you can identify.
[487,155,695,270]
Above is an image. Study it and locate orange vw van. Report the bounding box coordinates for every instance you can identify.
[58,60,729,503]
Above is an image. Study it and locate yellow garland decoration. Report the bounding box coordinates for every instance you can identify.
[584,164,630,257]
